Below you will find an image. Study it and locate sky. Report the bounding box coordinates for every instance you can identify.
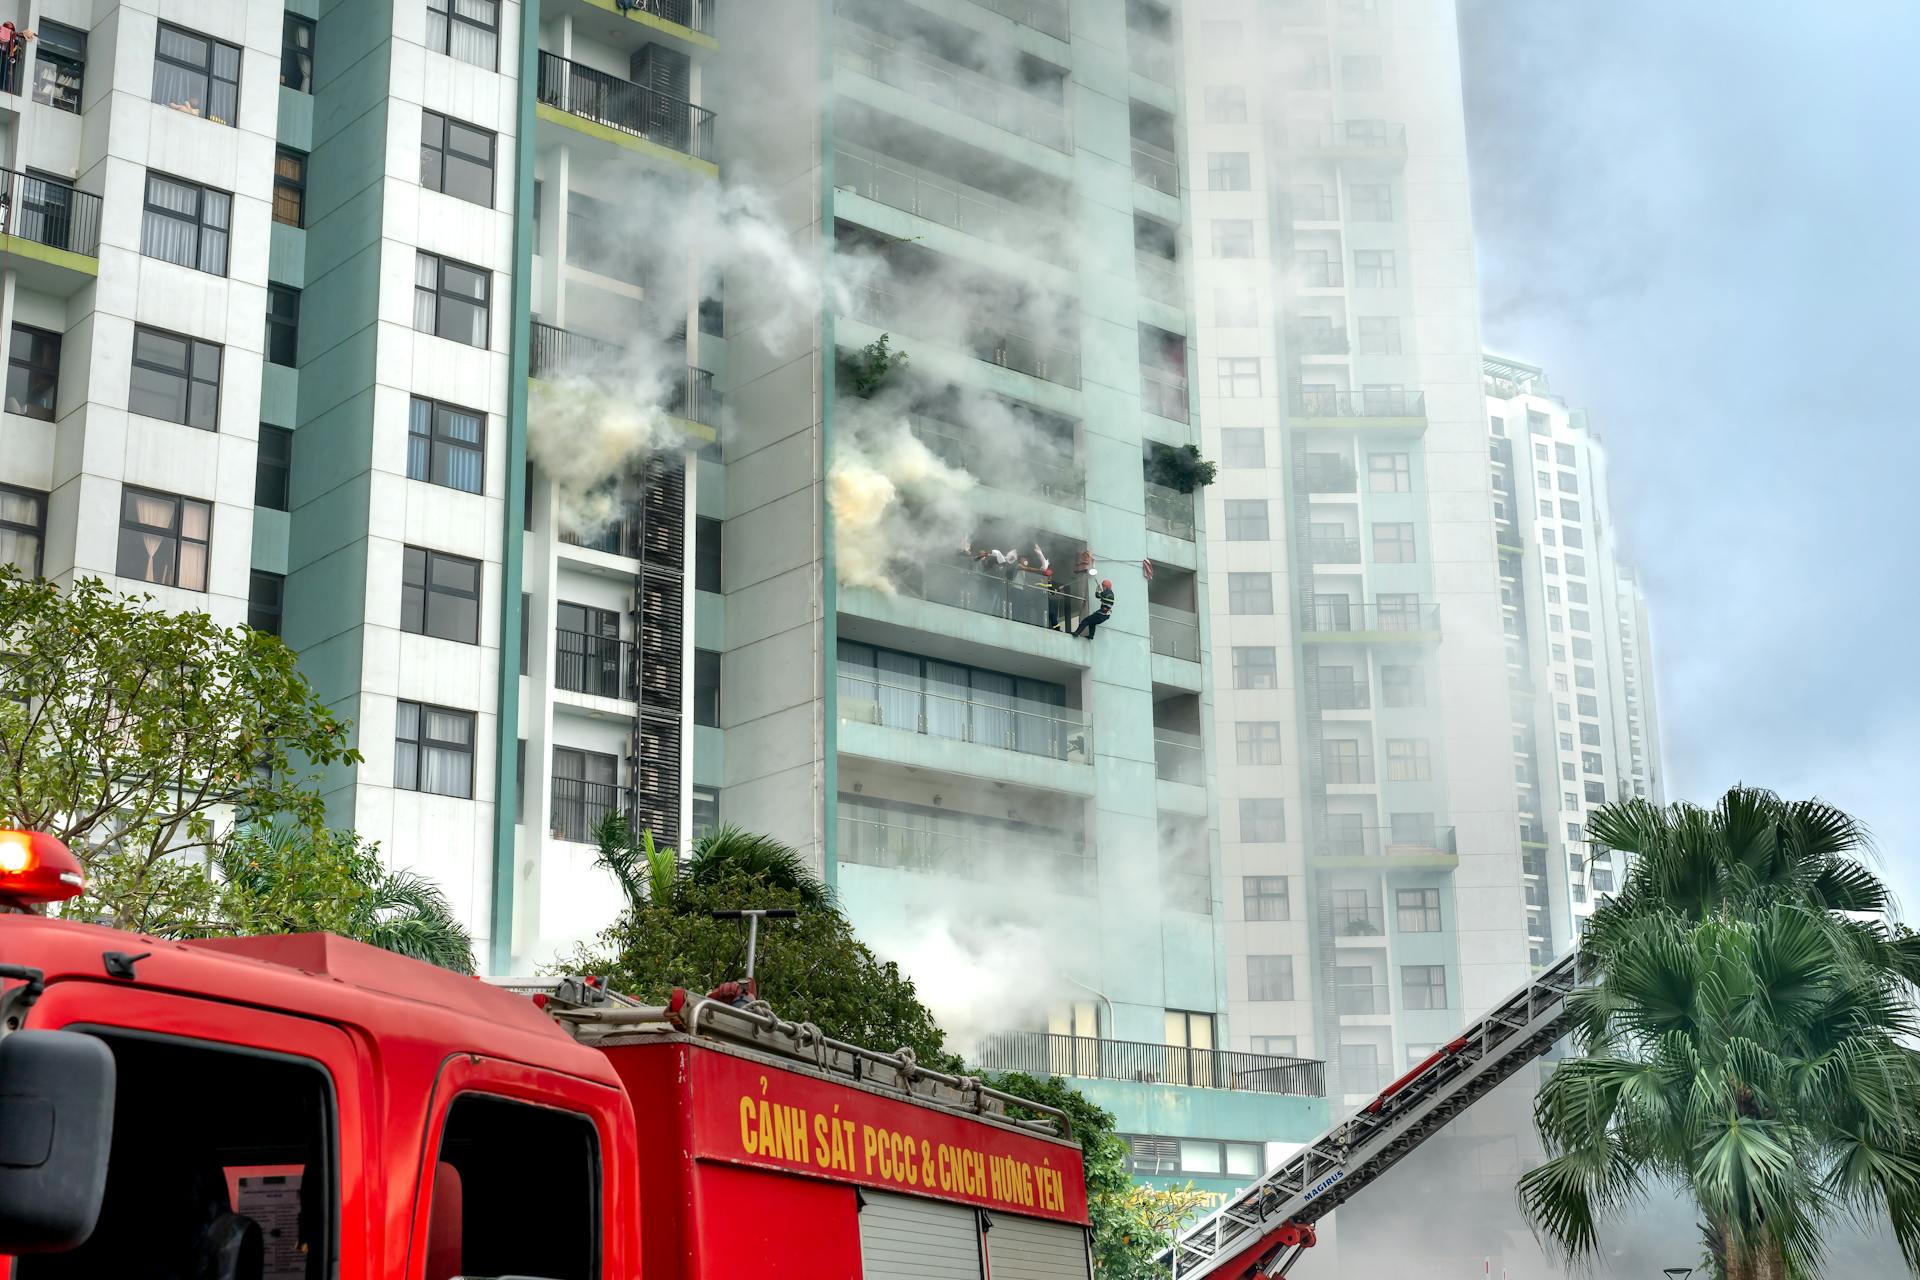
[1457,1,1920,917]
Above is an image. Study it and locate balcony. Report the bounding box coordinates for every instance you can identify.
[835,22,1071,153]
[1131,138,1179,195]
[1154,728,1205,785]
[1291,327,1350,356]
[1140,370,1189,423]
[964,0,1069,39]
[1292,389,1427,422]
[1291,194,1338,221]
[836,663,1091,763]
[0,169,103,293]
[1143,481,1195,541]
[1301,460,1358,494]
[1318,825,1460,862]
[530,320,626,379]
[845,280,1082,388]
[896,558,1091,634]
[839,813,1094,894]
[1134,253,1185,308]
[1307,536,1361,564]
[1322,754,1375,785]
[972,1032,1325,1096]
[1331,905,1385,937]
[1302,599,1441,637]
[667,367,719,428]
[1318,678,1370,710]
[1288,120,1408,156]
[1293,258,1345,289]
[1127,33,1176,84]
[550,776,630,843]
[1148,603,1199,661]
[906,413,1083,509]
[1334,983,1389,1016]
[554,629,633,701]
[834,141,1072,262]
[616,0,714,34]
[536,52,715,163]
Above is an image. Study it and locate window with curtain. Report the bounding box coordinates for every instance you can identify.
[280,14,314,92]
[0,484,47,578]
[407,397,485,493]
[421,111,496,207]
[152,23,241,125]
[116,487,211,591]
[273,149,307,227]
[7,325,61,420]
[414,252,490,347]
[394,700,475,798]
[426,0,499,70]
[265,285,299,366]
[401,546,481,644]
[32,21,85,112]
[141,173,231,275]
[129,326,222,429]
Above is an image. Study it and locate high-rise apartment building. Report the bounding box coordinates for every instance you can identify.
[0,0,1332,1198]
[1485,353,1663,953]
[1186,0,1530,1101]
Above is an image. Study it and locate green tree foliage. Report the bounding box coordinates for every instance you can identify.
[838,334,910,397]
[1521,788,1920,1280]
[1145,443,1217,493]
[0,571,359,931]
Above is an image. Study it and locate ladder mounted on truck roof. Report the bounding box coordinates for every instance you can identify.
[489,976,1074,1141]
[1161,948,1594,1279]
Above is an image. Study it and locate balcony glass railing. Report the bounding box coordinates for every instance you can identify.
[1291,328,1350,355]
[1294,389,1427,418]
[1322,755,1376,784]
[1291,195,1338,221]
[1143,481,1196,540]
[1320,825,1460,858]
[1335,984,1389,1016]
[836,663,1090,762]
[1304,599,1441,634]
[1308,537,1362,564]
[0,169,102,258]
[1134,253,1184,307]
[972,1031,1325,1096]
[1302,463,1358,493]
[1131,138,1179,194]
[1148,603,1200,661]
[1126,34,1176,83]
[1318,678,1370,710]
[834,22,1071,152]
[964,0,1069,39]
[838,814,1094,893]
[536,52,715,160]
[550,776,630,843]
[1290,120,1407,150]
[834,142,1073,262]
[1331,907,1385,937]
[1140,371,1189,423]
[898,558,1091,633]
[907,414,1084,509]
[1154,728,1205,784]
[846,280,1082,388]
[1293,258,1345,288]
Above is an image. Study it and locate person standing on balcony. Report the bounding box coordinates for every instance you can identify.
[1020,543,1061,629]
[1073,578,1116,640]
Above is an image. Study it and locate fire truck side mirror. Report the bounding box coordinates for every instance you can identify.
[0,1030,116,1255]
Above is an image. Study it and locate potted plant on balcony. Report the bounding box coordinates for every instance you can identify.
[1145,442,1216,494]
[837,334,909,398]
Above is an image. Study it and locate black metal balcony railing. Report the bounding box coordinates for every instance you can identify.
[550,776,630,843]
[0,169,103,258]
[1307,536,1362,564]
[1320,825,1460,859]
[1318,678,1370,710]
[1304,599,1441,633]
[972,1032,1325,1097]
[530,320,626,378]
[1293,389,1428,418]
[1291,120,1408,151]
[615,0,714,34]
[668,368,718,426]
[537,51,715,161]
[554,629,633,700]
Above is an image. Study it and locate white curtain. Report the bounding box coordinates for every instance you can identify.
[421,708,473,798]
[448,0,497,68]
[441,408,483,492]
[140,176,199,268]
[394,702,420,789]
[413,254,438,332]
[876,649,921,733]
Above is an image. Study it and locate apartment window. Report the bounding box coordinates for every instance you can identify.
[1217,357,1261,398]
[1566,553,1587,576]
[1371,522,1415,563]
[141,173,231,275]
[1353,249,1396,287]
[1582,751,1604,776]
[0,485,47,577]
[1341,53,1385,90]
[1248,955,1295,1001]
[1357,316,1401,355]
[1558,702,1572,722]
[1368,451,1411,492]
[265,285,300,367]
[402,547,481,644]
[394,700,475,798]
[402,421,485,518]
[1381,664,1425,708]
[414,252,490,346]
[1224,498,1269,541]
[255,425,292,510]
[1212,219,1255,258]
[692,785,720,837]
[1540,501,1555,518]
[426,0,499,70]
[1578,697,1601,722]
[1232,646,1278,689]
[1349,183,1393,221]
[422,111,496,207]
[281,14,314,92]
[1551,616,1565,634]
[32,21,85,112]
[1254,1036,1298,1058]
[116,488,211,591]
[153,24,241,125]
[694,648,721,727]
[1221,427,1265,467]
[1402,964,1447,1010]
[1537,469,1553,491]
[1165,1009,1215,1051]
[1293,249,1334,287]
[1580,722,1602,747]
[6,326,60,420]
[1235,721,1282,765]
[1568,581,1590,606]
[1571,608,1592,633]
[1560,499,1582,521]
[1396,888,1441,933]
[1228,572,1273,614]
[1547,585,1562,605]
[695,516,723,592]
[1559,471,1579,495]
[247,570,285,636]
[1244,876,1289,922]
[1540,527,1557,546]
[1240,798,1286,843]
[1207,152,1251,191]
[129,326,222,430]
[1203,85,1247,123]
[1385,738,1431,781]
[1585,780,1607,804]
[1215,288,1258,327]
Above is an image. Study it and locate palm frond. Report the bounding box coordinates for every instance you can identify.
[687,824,833,907]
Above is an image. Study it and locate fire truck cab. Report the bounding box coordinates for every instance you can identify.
[0,906,1092,1279]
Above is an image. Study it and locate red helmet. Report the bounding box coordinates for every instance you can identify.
[1100,578,1112,589]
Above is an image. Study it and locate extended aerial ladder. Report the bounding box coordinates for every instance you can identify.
[1161,948,1595,1278]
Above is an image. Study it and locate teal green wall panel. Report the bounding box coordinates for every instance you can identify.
[251,510,290,575]
[260,364,299,429]
[693,725,724,788]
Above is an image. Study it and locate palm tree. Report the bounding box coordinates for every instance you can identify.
[593,812,679,913]
[593,817,833,914]
[1521,789,1920,1278]
[342,867,477,974]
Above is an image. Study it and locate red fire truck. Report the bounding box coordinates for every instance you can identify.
[0,831,1093,1279]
